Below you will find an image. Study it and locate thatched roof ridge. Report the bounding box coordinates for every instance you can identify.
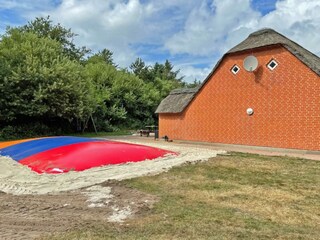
[227,28,320,76]
[156,28,320,114]
[155,87,199,113]
[170,87,200,94]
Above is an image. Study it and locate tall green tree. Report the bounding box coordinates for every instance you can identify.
[128,58,185,125]
[0,29,90,122]
[83,55,126,131]
[18,16,89,61]
[87,49,115,66]
[0,16,192,137]
[153,60,183,82]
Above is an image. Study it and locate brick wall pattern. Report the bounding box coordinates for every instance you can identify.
[159,46,320,151]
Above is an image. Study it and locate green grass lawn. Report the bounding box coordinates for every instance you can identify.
[44,153,320,240]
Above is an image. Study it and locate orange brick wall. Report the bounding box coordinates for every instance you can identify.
[159,46,320,151]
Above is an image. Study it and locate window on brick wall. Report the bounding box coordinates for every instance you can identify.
[267,59,278,70]
[231,65,240,74]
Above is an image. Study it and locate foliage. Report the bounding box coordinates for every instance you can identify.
[69,130,132,138]
[18,16,89,60]
[0,29,90,123]
[0,16,192,138]
[187,79,202,88]
[0,123,52,140]
[130,58,183,83]
[86,48,115,66]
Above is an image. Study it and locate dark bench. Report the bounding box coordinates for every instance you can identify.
[139,129,150,137]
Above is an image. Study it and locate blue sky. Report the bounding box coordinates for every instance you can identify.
[1,0,319,82]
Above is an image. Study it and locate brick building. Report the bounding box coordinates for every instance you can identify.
[156,29,320,151]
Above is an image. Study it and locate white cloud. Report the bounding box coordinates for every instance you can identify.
[165,0,320,57]
[0,0,56,12]
[1,0,319,82]
[36,0,156,66]
[165,0,260,56]
[163,0,320,82]
[36,0,203,68]
[258,0,320,55]
[176,65,212,83]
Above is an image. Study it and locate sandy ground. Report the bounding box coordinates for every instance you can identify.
[0,140,225,195]
[0,181,158,240]
[0,139,225,239]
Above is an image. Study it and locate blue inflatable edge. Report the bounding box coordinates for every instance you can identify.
[0,136,105,161]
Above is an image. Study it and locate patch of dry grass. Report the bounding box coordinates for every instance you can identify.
[43,152,320,240]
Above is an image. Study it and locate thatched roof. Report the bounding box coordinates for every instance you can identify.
[228,28,320,75]
[155,87,199,113]
[156,28,320,114]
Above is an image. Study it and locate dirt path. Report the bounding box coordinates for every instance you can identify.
[0,181,157,240]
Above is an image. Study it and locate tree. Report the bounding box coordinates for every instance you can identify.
[83,60,119,130]
[130,58,145,75]
[130,58,153,82]
[0,29,90,122]
[186,79,202,88]
[0,16,192,137]
[149,60,182,82]
[86,49,115,66]
[18,16,89,60]
[128,58,186,125]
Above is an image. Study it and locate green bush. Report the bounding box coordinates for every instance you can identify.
[0,123,55,140]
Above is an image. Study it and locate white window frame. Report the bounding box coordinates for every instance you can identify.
[231,65,240,75]
[267,59,278,70]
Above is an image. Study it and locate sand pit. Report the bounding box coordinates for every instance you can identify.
[0,140,225,195]
[0,139,225,239]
